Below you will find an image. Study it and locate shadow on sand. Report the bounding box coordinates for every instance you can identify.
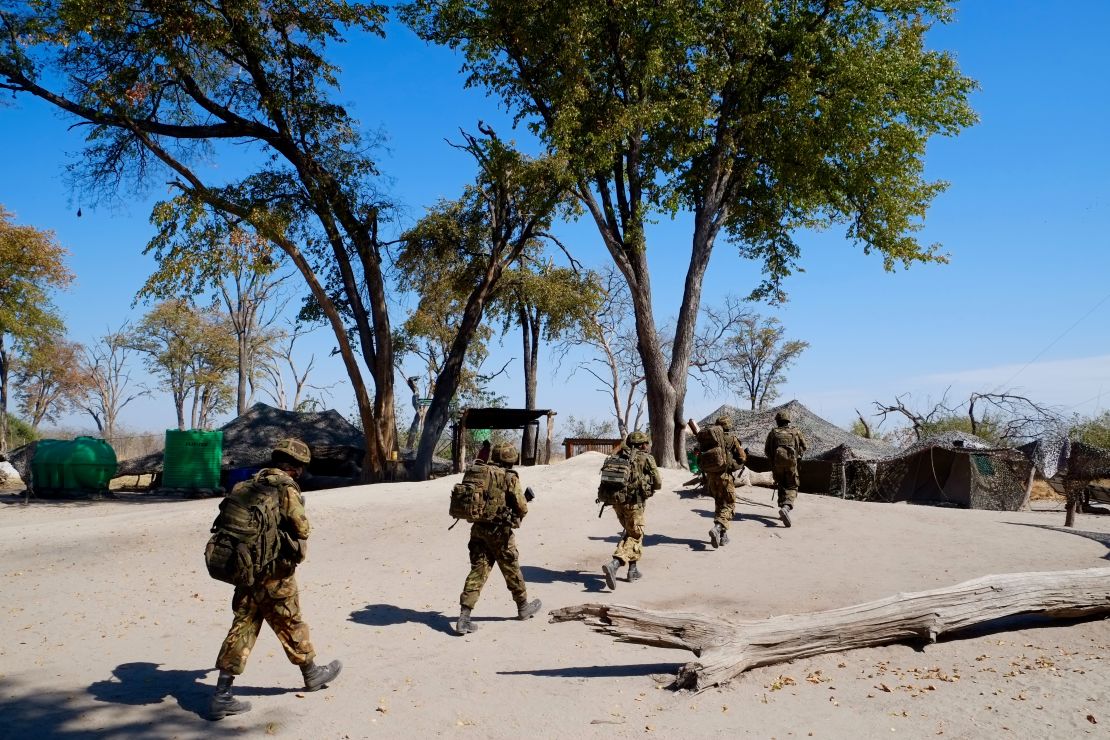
[1005,521,1110,561]
[497,662,680,680]
[521,565,608,592]
[588,532,710,551]
[348,604,456,635]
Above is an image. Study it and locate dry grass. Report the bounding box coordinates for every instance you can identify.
[1029,478,1064,501]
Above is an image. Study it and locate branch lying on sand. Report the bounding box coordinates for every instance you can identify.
[550,568,1110,690]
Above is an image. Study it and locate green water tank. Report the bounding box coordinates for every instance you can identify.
[162,430,223,489]
[30,437,117,494]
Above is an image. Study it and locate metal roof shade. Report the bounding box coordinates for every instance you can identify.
[458,407,552,429]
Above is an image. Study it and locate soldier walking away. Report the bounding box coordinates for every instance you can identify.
[454,442,542,635]
[207,438,342,720]
[765,410,808,527]
[699,416,747,548]
[599,431,663,590]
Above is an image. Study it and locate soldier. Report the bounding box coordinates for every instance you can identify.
[765,410,808,527]
[454,442,542,635]
[600,431,663,590]
[704,416,747,549]
[208,438,342,720]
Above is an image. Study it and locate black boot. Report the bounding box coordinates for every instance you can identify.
[708,523,722,549]
[517,598,542,620]
[720,529,730,546]
[455,606,479,635]
[627,562,642,581]
[301,659,342,692]
[602,558,621,590]
[208,671,251,721]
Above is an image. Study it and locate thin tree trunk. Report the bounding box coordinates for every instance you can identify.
[552,568,1110,691]
[0,333,8,452]
[520,304,540,459]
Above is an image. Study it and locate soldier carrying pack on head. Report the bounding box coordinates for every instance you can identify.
[451,441,542,635]
[204,437,342,721]
[598,431,662,590]
[765,410,807,527]
[699,416,747,548]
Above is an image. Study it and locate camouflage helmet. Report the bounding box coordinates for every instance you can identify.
[775,410,792,425]
[273,437,311,464]
[626,430,650,446]
[491,441,519,465]
[715,415,732,430]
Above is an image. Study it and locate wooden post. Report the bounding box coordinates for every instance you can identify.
[552,567,1110,691]
[545,411,556,464]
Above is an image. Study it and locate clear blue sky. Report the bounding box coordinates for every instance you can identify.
[2,2,1109,439]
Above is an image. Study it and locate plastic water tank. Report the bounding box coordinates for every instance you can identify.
[162,430,223,489]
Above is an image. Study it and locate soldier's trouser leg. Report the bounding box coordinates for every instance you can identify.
[460,532,495,610]
[216,586,265,676]
[260,575,315,668]
[710,475,736,530]
[493,531,530,606]
[777,466,800,508]
[613,502,645,563]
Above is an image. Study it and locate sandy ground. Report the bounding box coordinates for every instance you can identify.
[2,452,1109,739]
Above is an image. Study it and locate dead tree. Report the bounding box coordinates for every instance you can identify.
[551,567,1110,690]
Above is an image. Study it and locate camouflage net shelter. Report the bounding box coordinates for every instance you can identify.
[846,431,1034,511]
[116,403,365,479]
[694,400,895,494]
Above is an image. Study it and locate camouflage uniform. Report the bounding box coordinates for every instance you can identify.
[706,426,747,531]
[216,469,315,675]
[459,469,531,610]
[765,423,807,507]
[611,448,662,564]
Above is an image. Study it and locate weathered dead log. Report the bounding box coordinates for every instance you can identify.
[550,568,1110,690]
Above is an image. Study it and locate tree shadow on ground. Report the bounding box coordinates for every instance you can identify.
[348,604,455,634]
[1004,522,1110,561]
[497,662,680,679]
[587,533,709,551]
[521,565,607,592]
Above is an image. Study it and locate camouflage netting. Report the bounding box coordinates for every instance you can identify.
[116,403,366,477]
[694,400,895,494]
[845,431,1034,511]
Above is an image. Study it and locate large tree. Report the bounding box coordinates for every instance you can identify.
[139,208,287,417]
[0,1,399,479]
[14,334,88,432]
[727,313,808,410]
[396,128,570,479]
[0,206,73,451]
[403,0,977,467]
[78,324,147,444]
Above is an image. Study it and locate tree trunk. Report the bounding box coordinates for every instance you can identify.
[0,333,8,452]
[520,304,540,459]
[413,252,516,480]
[551,568,1110,691]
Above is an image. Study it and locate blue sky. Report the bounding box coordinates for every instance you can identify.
[2,2,1109,439]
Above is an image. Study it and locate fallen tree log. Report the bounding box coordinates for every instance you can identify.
[550,567,1110,690]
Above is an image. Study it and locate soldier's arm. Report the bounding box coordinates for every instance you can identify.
[796,431,808,458]
[282,484,311,539]
[507,472,529,517]
[647,455,663,490]
[733,439,747,465]
[764,433,775,459]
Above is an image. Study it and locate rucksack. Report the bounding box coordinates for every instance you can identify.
[771,429,799,475]
[696,425,729,473]
[449,461,509,523]
[204,472,286,586]
[597,452,634,505]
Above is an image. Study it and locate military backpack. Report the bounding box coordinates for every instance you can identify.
[597,451,647,505]
[450,461,510,523]
[770,428,799,475]
[696,425,730,473]
[204,472,287,587]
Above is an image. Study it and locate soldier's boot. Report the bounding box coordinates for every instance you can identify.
[301,659,342,692]
[778,504,793,528]
[602,558,621,590]
[627,561,642,581]
[517,598,543,620]
[208,671,251,721]
[455,606,479,635]
[708,523,722,549]
[720,529,730,546]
